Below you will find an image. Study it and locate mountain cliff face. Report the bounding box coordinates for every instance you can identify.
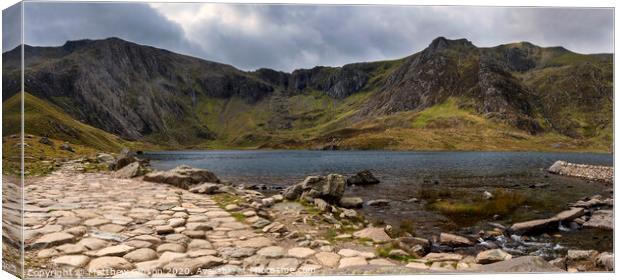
[2,37,612,151]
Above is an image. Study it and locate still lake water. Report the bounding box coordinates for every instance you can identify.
[145,150,613,251]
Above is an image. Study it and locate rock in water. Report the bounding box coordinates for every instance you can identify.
[367,199,390,207]
[439,233,474,247]
[339,196,364,208]
[143,165,220,189]
[583,210,613,230]
[347,170,380,185]
[291,174,347,202]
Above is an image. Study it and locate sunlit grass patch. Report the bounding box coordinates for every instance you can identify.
[429,190,526,219]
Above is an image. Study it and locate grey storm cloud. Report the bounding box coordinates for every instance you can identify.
[4,2,614,72]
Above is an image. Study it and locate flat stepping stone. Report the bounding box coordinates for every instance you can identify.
[233,236,273,248]
[31,232,75,249]
[188,239,213,250]
[88,256,134,276]
[56,216,82,226]
[219,247,256,258]
[84,218,111,227]
[37,248,60,258]
[267,258,299,274]
[369,258,396,266]
[111,271,149,278]
[123,248,158,262]
[338,257,368,268]
[205,211,230,218]
[162,256,224,276]
[52,255,90,267]
[288,247,316,258]
[157,251,187,264]
[99,224,125,233]
[123,240,154,249]
[96,244,135,257]
[186,223,213,231]
[55,243,87,254]
[164,233,191,244]
[89,230,129,242]
[183,230,206,239]
[187,249,217,258]
[77,238,109,250]
[157,243,186,253]
[131,235,161,244]
[257,246,286,258]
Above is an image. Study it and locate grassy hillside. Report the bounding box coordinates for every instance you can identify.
[2,93,151,152]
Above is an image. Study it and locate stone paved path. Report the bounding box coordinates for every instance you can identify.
[21,163,417,277]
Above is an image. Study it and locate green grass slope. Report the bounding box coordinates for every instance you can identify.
[2,92,141,152]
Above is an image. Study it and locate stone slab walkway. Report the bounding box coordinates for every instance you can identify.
[20,164,414,277]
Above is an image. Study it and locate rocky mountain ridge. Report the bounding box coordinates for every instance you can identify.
[2,36,613,151]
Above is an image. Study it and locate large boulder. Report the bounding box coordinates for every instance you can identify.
[143,165,220,189]
[347,170,380,185]
[113,162,151,179]
[111,148,137,170]
[283,174,347,203]
[476,256,563,272]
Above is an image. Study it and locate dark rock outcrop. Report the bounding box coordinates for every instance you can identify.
[347,170,380,185]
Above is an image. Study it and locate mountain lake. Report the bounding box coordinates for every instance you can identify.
[144,150,613,256]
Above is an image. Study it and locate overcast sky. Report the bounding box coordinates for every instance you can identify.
[2,2,614,71]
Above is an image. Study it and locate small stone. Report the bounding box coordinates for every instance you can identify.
[168,218,186,228]
[388,249,409,258]
[225,204,240,211]
[155,225,174,234]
